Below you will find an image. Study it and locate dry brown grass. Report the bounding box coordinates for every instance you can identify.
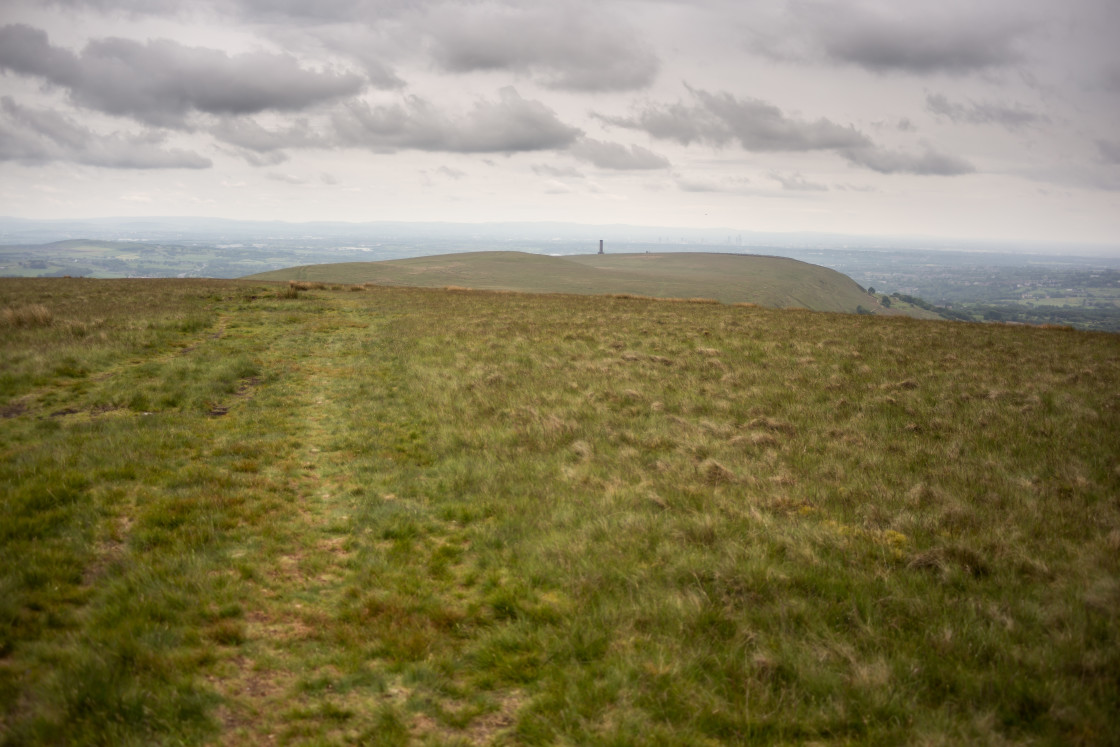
[1,303,54,328]
[664,296,721,304]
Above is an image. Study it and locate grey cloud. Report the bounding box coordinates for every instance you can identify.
[38,0,188,11]
[926,93,1045,130]
[231,0,389,22]
[234,149,289,167]
[211,118,323,154]
[675,176,753,194]
[600,86,971,177]
[0,24,365,127]
[596,102,716,146]
[38,1,656,92]
[569,139,670,170]
[769,171,828,191]
[435,165,466,180]
[332,87,581,153]
[266,172,307,184]
[1098,140,1120,164]
[693,88,869,151]
[793,2,1029,74]
[677,178,723,193]
[843,145,975,175]
[294,25,405,90]
[532,164,584,178]
[1103,66,1120,93]
[40,0,397,22]
[599,87,870,152]
[424,3,659,91]
[0,96,211,169]
[0,24,81,80]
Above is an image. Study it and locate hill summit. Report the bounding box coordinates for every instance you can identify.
[246,251,894,315]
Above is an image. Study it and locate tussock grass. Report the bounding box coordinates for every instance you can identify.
[289,280,327,291]
[1,278,1118,744]
[1,303,54,328]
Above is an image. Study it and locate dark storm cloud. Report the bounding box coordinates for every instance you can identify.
[926,93,1045,130]
[423,3,659,91]
[790,2,1029,74]
[0,96,211,168]
[0,24,365,127]
[842,145,975,176]
[598,87,869,152]
[569,139,670,170]
[331,87,581,154]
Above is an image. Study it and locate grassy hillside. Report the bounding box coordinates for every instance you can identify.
[247,251,899,315]
[2,277,1118,745]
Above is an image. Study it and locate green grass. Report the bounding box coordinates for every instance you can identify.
[2,277,1118,745]
[246,251,898,315]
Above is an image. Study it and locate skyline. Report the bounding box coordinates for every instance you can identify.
[1,0,1119,249]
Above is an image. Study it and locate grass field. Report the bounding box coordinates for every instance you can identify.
[1,277,1118,745]
[247,252,902,316]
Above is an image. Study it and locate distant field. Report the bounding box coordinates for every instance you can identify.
[2,278,1118,744]
[0,239,386,280]
[246,251,920,316]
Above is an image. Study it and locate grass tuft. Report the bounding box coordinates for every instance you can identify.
[2,303,54,328]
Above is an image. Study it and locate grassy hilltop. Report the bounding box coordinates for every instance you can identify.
[1,277,1118,744]
[247,251,924,317]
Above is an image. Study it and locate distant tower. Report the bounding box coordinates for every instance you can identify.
[598,239,604,255]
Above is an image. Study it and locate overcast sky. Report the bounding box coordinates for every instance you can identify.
[1,0,1118,247]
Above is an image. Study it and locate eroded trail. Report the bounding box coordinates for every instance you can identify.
[207,294,520,744]
[207,301,381,743]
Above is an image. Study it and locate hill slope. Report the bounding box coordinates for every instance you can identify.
[2,278,1118,743]
[246,251,898,314]
[2,278,1117,744]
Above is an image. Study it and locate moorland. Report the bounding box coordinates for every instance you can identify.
[1,275,1118,745]
[247,251,912,316]
[6,218,1119,330]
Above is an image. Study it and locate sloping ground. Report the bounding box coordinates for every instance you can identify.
[246,251,896,314]
[2,278,1118,745]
